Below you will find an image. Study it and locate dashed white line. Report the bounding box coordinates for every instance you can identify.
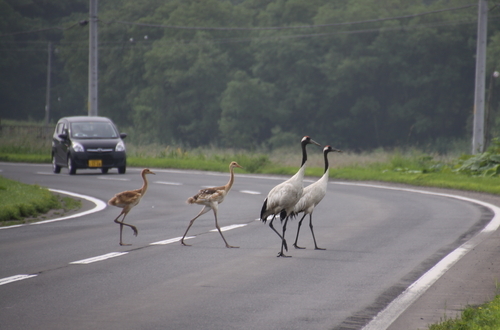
[150,236,194,245]
[210,224,247,232]
[155,181,182,185]
[0,274,37,286]
[240,190,261,195]
[70,252,128,264]
[97,176,130,181]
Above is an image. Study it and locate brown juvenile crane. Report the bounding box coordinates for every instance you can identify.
[181,161,243,248]
[108,168,155,246]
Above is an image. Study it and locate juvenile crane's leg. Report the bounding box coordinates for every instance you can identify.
[293,214,308,249]
[212,203,239,248]
[181,206,211,246]
[278,217,291,258]
[309,214,325,250]
[113,211,138,246]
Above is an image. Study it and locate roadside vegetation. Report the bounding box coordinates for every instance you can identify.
[0,176,81,225]
[429,294,500,330]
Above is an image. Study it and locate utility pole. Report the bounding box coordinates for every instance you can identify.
[44,41,52,125]
[472,0,488,154]
[88,0,98,116]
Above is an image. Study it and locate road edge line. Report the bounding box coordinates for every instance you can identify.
[332,182,500,330]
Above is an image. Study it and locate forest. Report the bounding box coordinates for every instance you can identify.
[2,0,500,152]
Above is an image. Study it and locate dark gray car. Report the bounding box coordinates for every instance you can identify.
[52,116,127,175]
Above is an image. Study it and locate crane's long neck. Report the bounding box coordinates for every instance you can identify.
[300,141,308,167]
[225,166,236,192]
[141,172,149,195]
[323,151,330,174]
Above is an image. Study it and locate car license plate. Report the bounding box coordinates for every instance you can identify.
[88,159,102,167]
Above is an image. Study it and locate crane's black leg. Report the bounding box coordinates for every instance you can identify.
[269,215,288,252]
[309,214,325,250]
[293,214,307,249]
[277,217,291,257]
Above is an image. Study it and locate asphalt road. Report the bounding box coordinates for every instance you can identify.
[0,163,495,330]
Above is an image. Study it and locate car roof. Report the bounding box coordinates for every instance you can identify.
[58,116,113,123]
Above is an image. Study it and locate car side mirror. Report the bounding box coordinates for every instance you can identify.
[58,133,68,140]
[120,133,127,139]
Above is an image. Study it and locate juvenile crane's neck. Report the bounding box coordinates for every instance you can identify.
[225,165,236,192]
[141,172,149,195]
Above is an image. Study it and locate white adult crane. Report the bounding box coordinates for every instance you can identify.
[291,145,342,250]
[260,136,321,257]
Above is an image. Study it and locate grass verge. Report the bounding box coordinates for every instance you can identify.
[0,176,81,226]
[429,295,500,330]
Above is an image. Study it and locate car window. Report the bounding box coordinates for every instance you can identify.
[56,122,65,135]
[70,121,118,139]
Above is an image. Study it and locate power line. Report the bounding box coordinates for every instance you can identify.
[0,21,82,38]
[0,3,477,40]
[2,13,494,52]
[102,4,477,31]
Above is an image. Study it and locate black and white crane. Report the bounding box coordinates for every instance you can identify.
[291,145,342,250]
[260,136,321,257]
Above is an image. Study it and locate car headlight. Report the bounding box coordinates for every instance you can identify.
[115,141,126,152]
[71,141,84,152]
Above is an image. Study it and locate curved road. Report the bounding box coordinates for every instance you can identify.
[0,163,496,330]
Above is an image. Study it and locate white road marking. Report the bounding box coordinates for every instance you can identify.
[70,252,128,264]
[240,190,261,195]
[0,274,37,286]
[36,172,55,175]
[155,181,182,185]
[150,236,194,245]
[32,189,107,225]
[97,176,130,181]
[335,182,500,330]
[210,224,247,232]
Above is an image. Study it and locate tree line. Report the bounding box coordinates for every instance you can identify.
[2,0,500,152]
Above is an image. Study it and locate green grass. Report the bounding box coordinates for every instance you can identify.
[429,295,500,330]
[0,176,60,223]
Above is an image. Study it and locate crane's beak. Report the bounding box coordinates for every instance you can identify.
[333,148,342,153]
[311,139,322,147]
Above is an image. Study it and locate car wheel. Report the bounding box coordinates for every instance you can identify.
[52,154,61,174]
[101,168,109,174]
[67,155,77,175]
[118,166,126,174]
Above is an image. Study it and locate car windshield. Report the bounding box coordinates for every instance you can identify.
[70,121,118,139]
